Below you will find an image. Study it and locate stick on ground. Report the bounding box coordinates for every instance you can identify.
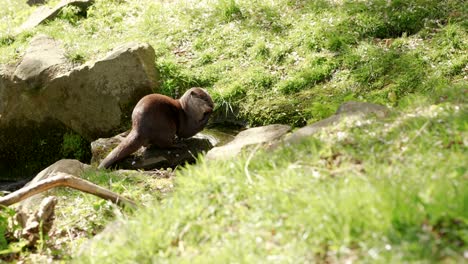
[0,172,137,209]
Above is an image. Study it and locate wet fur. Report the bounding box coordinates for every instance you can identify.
[98,88,214,169]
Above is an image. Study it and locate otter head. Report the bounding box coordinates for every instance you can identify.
[179,87,214,137]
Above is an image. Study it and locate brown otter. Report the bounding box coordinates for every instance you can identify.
[98,87,214,169]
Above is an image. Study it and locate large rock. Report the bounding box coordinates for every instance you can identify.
[1,37,158,137]
[19,0,94,32]
[44,42,158,139]
[91,132,215,170]
[284,101,390,144]
[0,36,159,179]
[206,124,291,160]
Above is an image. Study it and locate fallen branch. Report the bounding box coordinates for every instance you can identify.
[0,172,137,209]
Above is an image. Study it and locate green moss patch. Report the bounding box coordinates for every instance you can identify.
[0,119,90,180]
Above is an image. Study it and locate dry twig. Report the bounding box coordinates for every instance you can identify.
[0,172,137,209]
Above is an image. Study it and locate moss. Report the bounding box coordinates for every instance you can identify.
[240,93,308,127]
[61,132,91,161]
[0,119,91,180]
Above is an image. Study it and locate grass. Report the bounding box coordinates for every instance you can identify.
[76,103,467,263]
[0,0,466,262]
[1,0,466,126]
[0,169,175,261]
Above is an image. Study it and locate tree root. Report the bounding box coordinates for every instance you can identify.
[0,172,137,209]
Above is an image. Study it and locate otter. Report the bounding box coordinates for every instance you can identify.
[98,87,214,169]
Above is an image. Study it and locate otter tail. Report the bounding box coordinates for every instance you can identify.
[98,131,143,169]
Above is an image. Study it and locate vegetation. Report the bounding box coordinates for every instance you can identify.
[2,0,466,126]
[0,0,466,262]
[79,103,467,263]
[61,132,91,161]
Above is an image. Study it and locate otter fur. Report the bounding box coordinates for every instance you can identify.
[98,87,214,169]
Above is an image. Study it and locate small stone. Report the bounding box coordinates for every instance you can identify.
[27,0,48,6]
[19,0,95,32]
[335,101,390,118]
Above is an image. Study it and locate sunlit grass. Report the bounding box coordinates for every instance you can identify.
[0,0,466,262]
[1,0,465,126]
[77,103,467,263]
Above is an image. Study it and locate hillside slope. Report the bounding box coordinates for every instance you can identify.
[0,0,466,262]
[1,0,466,126]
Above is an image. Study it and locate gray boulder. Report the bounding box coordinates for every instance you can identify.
[1,36,157,138]
[91,132,215,170]
[44,42,158,139]
[206,124,291,160]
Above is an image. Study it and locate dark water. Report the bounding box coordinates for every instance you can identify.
[201,127,241,147]
[0,178,31,192]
